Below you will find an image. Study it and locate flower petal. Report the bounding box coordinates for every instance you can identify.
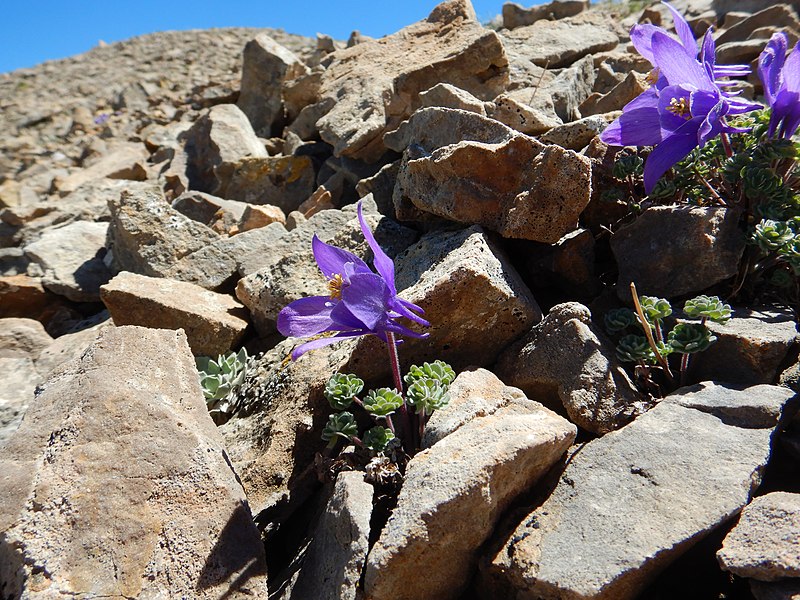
[277,295,336,337]
[643,121,701,194]
[781,39,800,91]
[663,1,697,57]
[700,27,715,66]
[340,272,391,331]
[388,296,430,327]
[312,235,370,280]
[356,201,396,293]
[697,99,727,145]
[651,30,712,89]
[601,88,664,146]
[758,33,787,105]
[291,331,366,360]
[630,23,660,64]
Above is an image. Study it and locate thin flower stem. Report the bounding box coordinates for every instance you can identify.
[630,282,674,382]
[679,353,690,387]
[385,332,414,449]
[720,133,733,158]
[697,173,728,206]
[385,415,396,435]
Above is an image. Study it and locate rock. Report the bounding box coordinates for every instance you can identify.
[484,382,795,600]
[0,357,40,444]
[54,142,149,195]
[237,33,308,137]
[687,308,799,385]
[0,274,55,320]
[184,103,269,193]
[34,317,113,378]
[580,71,648,116]
[107,187,240,290]
[540,112,619,150]
[522,227,601,298]
[364,385,576,600]
[356,160,400,217]
[717,38,771,65]
[716,5,800,46]
[0,318,52,361]
[499,12,620,69]
[496,302,644,433]
[488,93,562,135]
[419,82,488,115]
[172,190,285,234]
[502,0,589,29]
[286,472,373,600]
[0,327,268,598]
[219,155,317,214]
[718,492,800,581]
[548,54,597,122]
[751,579,800,600]
[396,122,592,243]
[100,271,248,356]
[611,205,745,300]
[307,0,509,161]
[23,221,111,302]
[239,203,286,232]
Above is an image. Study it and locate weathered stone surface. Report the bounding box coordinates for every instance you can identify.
[0,327,267,598]
[523,227,600,298]
[238,33,308,136]
[172,190,285,234]
[172,190,246,225]
[548,54,596,123]
[580,71,648,116]
[540,112,619,150]
[499,12,620,69]
[287,472,373,600]
[184,103,268,193]
[397,126,591,243]
[485,382,795,600]
[688,308,799,385]
[717,38,771,64]
[0,357,40,444]
[419,82,488,115]
[612,205,745,300]
[489,93,562,135]
[308,0,509,161]
[54,142,149,195]
[23,221,111,302]
[100,271,248,356]
[0,318,52,361]
[496,302,644,433]
[0,274,56,320]
[365,389,576,600]
[34,318,113,378]
[716,4,800,46]
[239,203,286,232]
[718,492,800,581]
[108,187,240,290]
[219,155,317,214]
[502,0,589,29]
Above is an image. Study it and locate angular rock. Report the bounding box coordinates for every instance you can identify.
[716,5,800,46]
[688,308,798,385]
[219,155,317,214]
[184,103,268,193]
[718,492,800,581]
[287,472,373,600]
[309,0,509,161]
[419,82,488,115]
[717,38,771,64]
[0,318,52,361]
[172,190,246,225]
[540,112,619,150]
[0,357,40,444]
[100,271,248,356]
[23,221,111,302]
[499,12,620,69]
[523,227,600,298]
[172,190,285,234]
[398,129,592,243]
[239,203,286,232]
[496,302,644,433]
[356,160,400,216]
[34,318,113,378]
[237,33,308,136]
[0,327,267,598]
[580,70,648,116]
[548,54,596,122]
[612,205,745,300]
[54,142,149,195]
[502,0,588,29]
[365,388,576,600]
[0,274,55,320]
[485,382,795,600]
[489,93,562,135]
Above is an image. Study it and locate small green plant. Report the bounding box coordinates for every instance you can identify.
[196,348,249,424]
[321,360,455,458]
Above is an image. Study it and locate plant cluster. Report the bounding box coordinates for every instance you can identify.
[196,348,249,424]
[605,284,731,393]
[321,360,455,457]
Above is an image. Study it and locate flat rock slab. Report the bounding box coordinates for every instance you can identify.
[365,384,576,600]
[0,356,40,444]
[0,326,267,598]
[718,492,800,581]
[485,382,795,600]
[100,271,248,356]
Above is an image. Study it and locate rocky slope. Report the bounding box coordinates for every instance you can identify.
[1,1,799,599]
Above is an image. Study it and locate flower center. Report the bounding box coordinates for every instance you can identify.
[645,68,659,86]
[328,273,344,300]
[666,97,691,119]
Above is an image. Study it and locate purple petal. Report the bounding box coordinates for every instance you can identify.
[312,235,370,280]
[630,23,660,64]
[330,300,371,330]
[663,1,697,57]
[726,96,764,115]
[601,88,664,146]
[644,121,701,193]
[356,201,396,293]
[651,31,712,90]
[290,332,366,360]
[690,89,721,118]
[714,65,751,77]
[340,272,391,331]
[277,295,335,337]
[657,85,695,133]
[697,100,727,145]
[388,296,430,327]
[774,90,800,138]
[381,320,430,339]
[759,33,787,105]
[782,40,800,91]
[700,28,715,66]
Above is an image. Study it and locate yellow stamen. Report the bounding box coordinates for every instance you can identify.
[328,273,344,300]
[666,97,691,119]
[645,68,659,86]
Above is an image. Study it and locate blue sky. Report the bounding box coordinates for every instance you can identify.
[0,1,541,74]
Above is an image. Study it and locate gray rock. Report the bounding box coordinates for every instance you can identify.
[485,382,795,600]
[419,82,488,115]
[0,357,40,444]
[100,272,249,357]
[523,227,601,298]
[489,93,562,135]
[540,112,619,150]
[219,155,317,215]
[356,160,400,217]
[184,103,268,193]
[287,472,373,600]
[502,0,589,29]
[23,221,111,302]
[548,54,596,123]
[612,205,745,300]
[718,492,800,581]
[0,318,52,361]
[496,302,644,434]
[238,33,308,137]
[716,4,800,46]
[580,71,648,117]
[0,327,268,598]
[717,38,771,65]
[34,318,113,378]
[365,388,576,600]
[54,142,149,196]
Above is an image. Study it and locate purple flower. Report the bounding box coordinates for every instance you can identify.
[758,32,800,139]
[277,202,429,359]
[602,29,760,193]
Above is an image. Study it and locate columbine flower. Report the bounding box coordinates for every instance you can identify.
[277,202,428,359]
[602,30,760,193]
[758,32,800,139]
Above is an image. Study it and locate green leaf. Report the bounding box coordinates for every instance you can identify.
[404,360,455,387]
[324,373,364,410]
[406,379,450,414]
[363,388,404,418]
[683,295,732,324]
[321,412,359,443]
[668,323,717,354]
[362,426,395,453]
